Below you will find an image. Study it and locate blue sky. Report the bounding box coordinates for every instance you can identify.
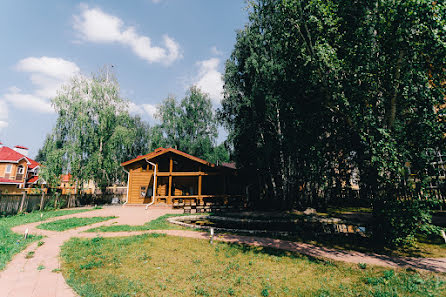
[0,0,248,158]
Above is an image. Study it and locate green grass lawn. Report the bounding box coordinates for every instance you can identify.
[0,208,93,270]
[85,214,190,232]
[61,234,446,297]
[37,216,116,231]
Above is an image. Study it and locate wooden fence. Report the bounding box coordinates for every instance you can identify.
[325,187,445,209]
[0,192,126,216]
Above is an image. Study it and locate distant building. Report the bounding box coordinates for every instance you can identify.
[0,143,41,193]
[59,174,97,195]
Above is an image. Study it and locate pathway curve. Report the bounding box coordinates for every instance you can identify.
[0,206,445,297]
[0,206,182,297]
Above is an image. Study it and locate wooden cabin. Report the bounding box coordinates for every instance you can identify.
[121,147,244,206]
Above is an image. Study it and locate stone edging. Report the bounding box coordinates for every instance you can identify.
[167,214,366,236]
[168,215,307,236]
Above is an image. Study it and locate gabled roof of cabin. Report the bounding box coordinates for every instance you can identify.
[121,147,214,167]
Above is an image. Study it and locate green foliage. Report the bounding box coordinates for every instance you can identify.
[364,269,444,296]
[220,0,446,245]
[156,86,230,163]
[358,263,367,270]
[25,251,35,259]
[39,67,153,189]
[373,200,434,247]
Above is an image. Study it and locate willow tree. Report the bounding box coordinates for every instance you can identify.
[220,0,446,245]
[40,69,151,193]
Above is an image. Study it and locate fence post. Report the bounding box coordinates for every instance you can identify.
[54,193,59,209]
[39,191,46,211]
[19,191,27,213]
[68,194,74,208]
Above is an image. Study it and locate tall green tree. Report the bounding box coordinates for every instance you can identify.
[220,0,446,245]
[40,69,152,192]
[156,86,229,163]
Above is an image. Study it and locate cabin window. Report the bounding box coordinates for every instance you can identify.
[17,165,24,174]
[5,164,12,174]
[140,186,146,197]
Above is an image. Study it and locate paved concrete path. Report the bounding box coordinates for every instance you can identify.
[0,206,182,297]
[0,206,445,297]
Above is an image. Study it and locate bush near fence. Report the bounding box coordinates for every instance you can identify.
[0,192,126,216]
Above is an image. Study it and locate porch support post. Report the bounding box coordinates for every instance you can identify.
[198,166,202,204]
[168,157,173,204]
[153,167,157,201]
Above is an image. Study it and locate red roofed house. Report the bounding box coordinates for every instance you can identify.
[121,147,243,206]
[0,143,41,193]
[60,174,76,195]
[58,174,96,195]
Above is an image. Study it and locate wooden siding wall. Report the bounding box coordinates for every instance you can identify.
[128,164,154,204]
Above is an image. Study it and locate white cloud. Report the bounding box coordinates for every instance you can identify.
[3,90,53,113]
[74,5,182,65]
[30,74,65,98]
[142,103,157,118]
[0,100,8,131]
[128,101,144,116]
[16,57,80,81]
[1,56,80,114]
[128,101,157,119]
[211,46,223,56]
[195,58,224,104]
[0,121,7,130]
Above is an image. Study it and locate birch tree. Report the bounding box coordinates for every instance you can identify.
[40,69,151,193]
[220,0,446,245]
[156,86,229,163]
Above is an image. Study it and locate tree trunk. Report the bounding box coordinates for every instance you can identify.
[275,105,288,209]
[388,50,404,129]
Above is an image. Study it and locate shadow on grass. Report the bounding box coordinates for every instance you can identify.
[219,240,337,267]
[204,212,445,259]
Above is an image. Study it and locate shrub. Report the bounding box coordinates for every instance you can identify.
[372,199,433,247]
